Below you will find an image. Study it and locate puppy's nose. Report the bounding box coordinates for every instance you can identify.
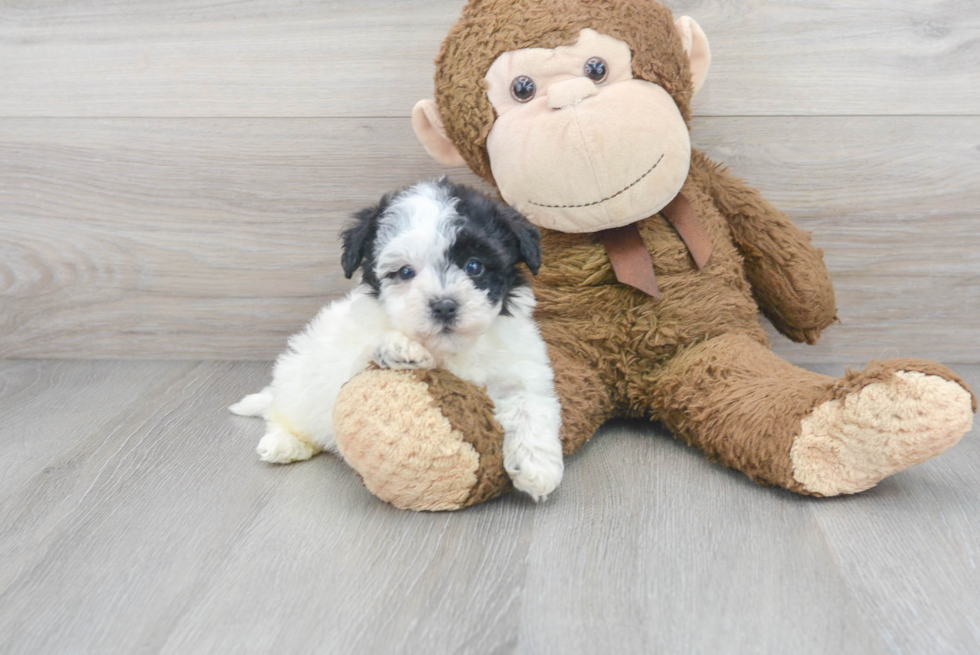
[430,298,458,322]
[547,77,598,110]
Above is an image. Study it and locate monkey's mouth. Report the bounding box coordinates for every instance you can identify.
[526,153,664,209]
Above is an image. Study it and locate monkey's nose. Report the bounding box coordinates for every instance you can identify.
[430,298,459,323]
[547,77,598,110]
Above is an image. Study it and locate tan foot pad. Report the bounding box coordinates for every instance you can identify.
[791,370,974,496]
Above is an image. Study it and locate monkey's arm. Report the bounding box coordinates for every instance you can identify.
[691,150,837,344]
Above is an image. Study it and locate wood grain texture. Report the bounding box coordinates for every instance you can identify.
[2,116,977,362]
[0,117,486,360]
[0,360,978,653]
[2,0,979,117]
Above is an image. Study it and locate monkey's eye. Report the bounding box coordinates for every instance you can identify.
[396,265,415,281]
[464,259,485,276]
[510,76,536,103]
[584,57,608,83]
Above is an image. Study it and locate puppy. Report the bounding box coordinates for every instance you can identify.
[230,179,564,502]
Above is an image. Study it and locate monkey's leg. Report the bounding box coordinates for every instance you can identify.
[639,334,975,495]
[547,345,621,457]
[332,346,619,511]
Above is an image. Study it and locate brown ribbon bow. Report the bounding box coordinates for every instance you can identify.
[596,193,713,300]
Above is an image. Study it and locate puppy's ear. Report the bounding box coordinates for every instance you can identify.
[341,195,388,279]
[494,202,542,275]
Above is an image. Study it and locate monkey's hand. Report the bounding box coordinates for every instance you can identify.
[372,332,436,370]
[693,150,837,344]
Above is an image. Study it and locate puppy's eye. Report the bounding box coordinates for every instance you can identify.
[396,265,415,281]
[584,57,607,83]
[464,259,484,276]
[510,76,536,103]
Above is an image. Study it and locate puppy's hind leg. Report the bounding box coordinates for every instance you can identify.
[257,424,321,464]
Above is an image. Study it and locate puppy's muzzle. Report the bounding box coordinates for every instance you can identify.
[429,298,458,325]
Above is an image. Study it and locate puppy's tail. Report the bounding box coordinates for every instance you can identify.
[229,387,273,417]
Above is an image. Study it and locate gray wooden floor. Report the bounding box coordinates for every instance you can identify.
[0,360,977,654]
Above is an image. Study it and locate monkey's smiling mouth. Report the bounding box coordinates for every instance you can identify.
[527,153,664,209]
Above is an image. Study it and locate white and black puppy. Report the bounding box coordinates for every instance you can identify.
[230,178,564,501]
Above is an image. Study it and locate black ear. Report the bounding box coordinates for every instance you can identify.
[494,202,542,275]
[340,195,388,279]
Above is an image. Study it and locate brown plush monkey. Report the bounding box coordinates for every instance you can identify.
[331,0,976,510]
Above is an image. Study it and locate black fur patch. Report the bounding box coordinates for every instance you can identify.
[340,193,391,294]
[443,180,541,314]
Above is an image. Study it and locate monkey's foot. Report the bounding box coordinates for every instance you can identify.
[333,367,510,511]
[791,361,975,496]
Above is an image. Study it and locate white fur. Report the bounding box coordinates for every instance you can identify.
[228,387,272,416]
[232,182,564,502]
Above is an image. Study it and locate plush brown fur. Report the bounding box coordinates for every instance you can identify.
[331,0,975,509]
[420,368,512,506]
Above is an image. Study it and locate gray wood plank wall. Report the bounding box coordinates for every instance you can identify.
[1,0,978,362]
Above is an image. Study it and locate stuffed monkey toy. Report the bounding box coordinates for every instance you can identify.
[330,0,976,510]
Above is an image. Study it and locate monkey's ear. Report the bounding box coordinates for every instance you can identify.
[675,16,711,95]
[412,100,468,167]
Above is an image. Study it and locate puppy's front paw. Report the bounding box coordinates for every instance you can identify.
[372,332,435,370]
[504,444,564,503]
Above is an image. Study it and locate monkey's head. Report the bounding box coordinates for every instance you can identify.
[413,0,710,234]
